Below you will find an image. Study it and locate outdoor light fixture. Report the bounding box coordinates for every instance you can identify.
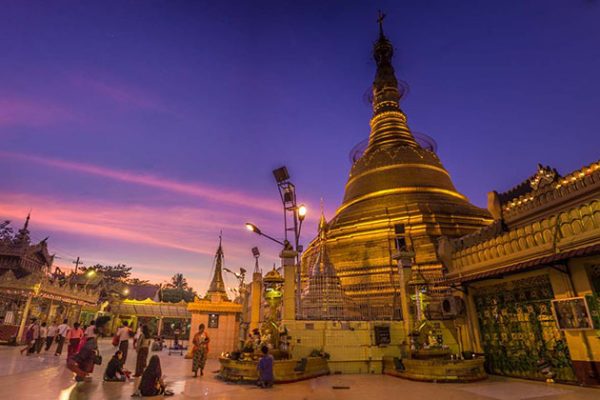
[86,269,96,277]
[244,222,285,246]
[123,288,130,295]
[245,223,260,234]
[298,204,307,220]
[272,166,290,183]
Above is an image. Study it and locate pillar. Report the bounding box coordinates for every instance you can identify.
[16,294,33,344]
[281,248,298,321]
[249,272,262,331]
[157,317,164,336]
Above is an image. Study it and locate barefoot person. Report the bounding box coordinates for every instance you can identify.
[67,337,99,382]
[45,321,58,351]
[191,323,209,377]
[66,322,84,359]
[54,319,69,356]
[136,355,173,396]
[257,345,274,388]
[134,325,151,377]
[115,321,133,364]
[104,350,131,382]
[20,318,38,355]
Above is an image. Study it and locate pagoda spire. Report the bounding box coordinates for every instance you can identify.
[206,233,228,301]
[368,12,419,149]
[14,212,32,246]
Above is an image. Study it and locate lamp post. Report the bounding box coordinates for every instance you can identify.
[245,166,307,319]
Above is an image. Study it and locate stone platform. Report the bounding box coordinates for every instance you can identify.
[0,339,598,399]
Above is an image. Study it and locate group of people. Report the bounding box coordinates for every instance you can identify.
[20,318,86,358]
[18,318,274,393]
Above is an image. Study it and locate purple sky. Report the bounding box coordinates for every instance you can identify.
[1,1,599,293]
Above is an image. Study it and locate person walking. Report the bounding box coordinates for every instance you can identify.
[67,322,84,359]
[45,321,58,351]
[115,321,133,364]
[36,322,48,353]
[20,318,38,355]
[134,325,152,377]
[55,319,69,356]
[191,323,209,377]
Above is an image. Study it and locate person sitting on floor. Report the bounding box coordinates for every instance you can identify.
[257,345,274,388]
[135,355,173,397]
[104,350,131,382]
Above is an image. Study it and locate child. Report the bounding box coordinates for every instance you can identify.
[257,345,274,388]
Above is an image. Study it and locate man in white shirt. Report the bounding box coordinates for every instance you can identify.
[55,319,70,356]
[116,321,132,364]
[45,322,58,351]
[84,320,97,339]
[36,322,48,353]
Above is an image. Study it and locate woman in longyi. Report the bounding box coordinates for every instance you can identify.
[191,323,209,377]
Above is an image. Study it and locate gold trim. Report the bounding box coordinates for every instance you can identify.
[346,163,450,187]
[336,187,468,214]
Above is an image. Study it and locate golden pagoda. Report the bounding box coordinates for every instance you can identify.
[205,235,228,302]
[301,17,492,319]
[300,213,359,320]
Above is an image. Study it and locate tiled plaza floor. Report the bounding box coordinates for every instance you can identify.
[0,340,598,400]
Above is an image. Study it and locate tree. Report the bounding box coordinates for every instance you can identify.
[161,273,196,303]
[79,264,132,302]
[0,220,14,242]
[169,273,189,290]
[127,277,150,286]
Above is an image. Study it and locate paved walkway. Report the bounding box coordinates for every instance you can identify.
[0,340,598,399]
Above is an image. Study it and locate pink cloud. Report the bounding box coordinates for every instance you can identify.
[0,151,282,214]
[0,97,74,127]
[0,193,278,256]
[1,192,286,292]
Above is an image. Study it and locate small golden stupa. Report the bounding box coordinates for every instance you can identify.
[301,17,492,319]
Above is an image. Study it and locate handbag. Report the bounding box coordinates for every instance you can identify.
[94,354,103,365]
[112,334,120,347]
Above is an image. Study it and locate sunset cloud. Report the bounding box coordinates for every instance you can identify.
[0,151,283,214]
[0,192,282,259]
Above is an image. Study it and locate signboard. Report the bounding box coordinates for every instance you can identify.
[208,313,219,329]
[551,297,593,331]
[374,325,391,346]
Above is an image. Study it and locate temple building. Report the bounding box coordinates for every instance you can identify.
[301,20,491,321]
[0,216,98,343]
[439,162,600,385]
[187,236,242,357]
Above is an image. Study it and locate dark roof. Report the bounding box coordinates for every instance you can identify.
[125,284,160,301]
[443,243,600,286]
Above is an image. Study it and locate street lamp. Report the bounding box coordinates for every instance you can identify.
[245,222,286,246]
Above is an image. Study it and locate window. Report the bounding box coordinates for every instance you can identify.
[208,313,219,328]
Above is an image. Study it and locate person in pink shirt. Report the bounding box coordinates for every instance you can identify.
[67,322,84,359]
